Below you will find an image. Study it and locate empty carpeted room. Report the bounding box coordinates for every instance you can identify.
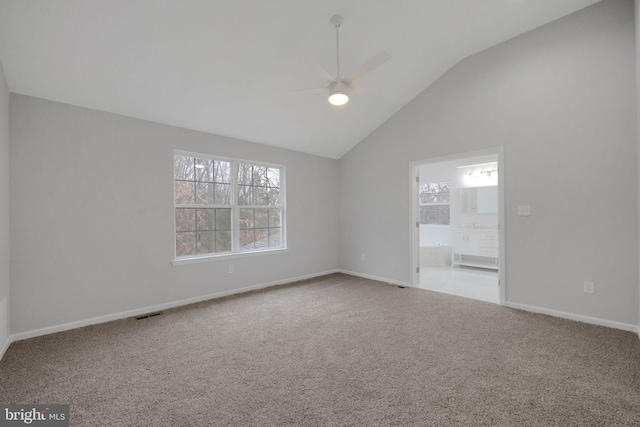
[1,0,640,425]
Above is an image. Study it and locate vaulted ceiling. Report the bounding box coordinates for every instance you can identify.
[0,0,601,158]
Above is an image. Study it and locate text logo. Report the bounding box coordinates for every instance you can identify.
[0,405,68,426]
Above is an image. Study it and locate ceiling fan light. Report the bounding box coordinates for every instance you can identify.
[328,92,349,106]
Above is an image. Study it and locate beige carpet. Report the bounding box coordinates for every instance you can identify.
[1,273,639,426]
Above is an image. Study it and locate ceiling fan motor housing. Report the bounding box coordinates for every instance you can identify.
[329,14,343,29]
[329,80,349,94]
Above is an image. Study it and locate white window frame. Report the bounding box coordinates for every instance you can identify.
[172,150,287,265]
[419,180,451,226]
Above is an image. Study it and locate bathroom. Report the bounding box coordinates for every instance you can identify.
[417,153,500,303]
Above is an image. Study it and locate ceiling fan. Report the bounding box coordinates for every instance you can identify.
[291,14,392,106]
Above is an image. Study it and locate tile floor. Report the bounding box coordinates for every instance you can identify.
[418,266,500,304]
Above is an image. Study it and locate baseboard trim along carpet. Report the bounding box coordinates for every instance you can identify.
[0,296,8,361]
[8,269,340,344]
[340,269,640,336]
[0,335,9,362]
[337,269,411,288]
[504,301,638,334]
[4,269,639,356]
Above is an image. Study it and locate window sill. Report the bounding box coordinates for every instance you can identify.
[171,248,288,266]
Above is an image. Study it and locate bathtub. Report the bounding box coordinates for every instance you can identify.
[420,243,451,268]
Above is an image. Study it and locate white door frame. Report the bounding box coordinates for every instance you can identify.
[409,147,506,305]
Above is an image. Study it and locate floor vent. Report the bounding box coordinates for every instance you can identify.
[135,311,163,320]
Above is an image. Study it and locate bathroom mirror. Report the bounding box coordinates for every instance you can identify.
[460,186,497,214]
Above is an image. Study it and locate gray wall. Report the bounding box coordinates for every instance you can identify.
[0,60,9,348]
[636,0,640,334]
[9,95,339,334]
[338,0,638,326]
[5,0,639,337]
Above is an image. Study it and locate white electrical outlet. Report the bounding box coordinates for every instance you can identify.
[583,281,595,294]
[228,264,234,274]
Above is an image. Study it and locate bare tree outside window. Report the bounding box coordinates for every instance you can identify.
[238,163,281,251]
[174,155,232,257]
[419,181,450,225]
[174,153,284,259]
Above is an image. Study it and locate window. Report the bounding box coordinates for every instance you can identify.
[419,181,450,225]
[174,152,285,259]
[237,163,282,251]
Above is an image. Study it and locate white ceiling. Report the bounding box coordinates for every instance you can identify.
[0,0,600,159]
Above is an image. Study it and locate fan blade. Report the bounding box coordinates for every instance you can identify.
[284,87,326,95]
[345,51,392,84]
[349,86,384,96]
[299,51,335,84]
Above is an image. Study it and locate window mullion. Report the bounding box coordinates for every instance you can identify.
[231,160,239,253]
[176,204,226,209]
[420,202,450,207]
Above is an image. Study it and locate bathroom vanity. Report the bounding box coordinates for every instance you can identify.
[453,185,499,270]
[452,228,498,270]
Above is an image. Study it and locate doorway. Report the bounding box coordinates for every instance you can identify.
[410,149,505,304]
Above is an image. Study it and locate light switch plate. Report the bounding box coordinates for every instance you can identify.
[518,205,531,216]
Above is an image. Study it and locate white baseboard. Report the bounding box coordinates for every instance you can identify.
[5,269,638,354]
[0,296,8,360]
[339,270,640,335]
[340,270,639,335]
[9,269,340,344]
[337,269,411,287]
[339,270,639,335]
[0,335,9,360]
[505,301,639,334]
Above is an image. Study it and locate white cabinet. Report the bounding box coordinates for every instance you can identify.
[452,229,499,270]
